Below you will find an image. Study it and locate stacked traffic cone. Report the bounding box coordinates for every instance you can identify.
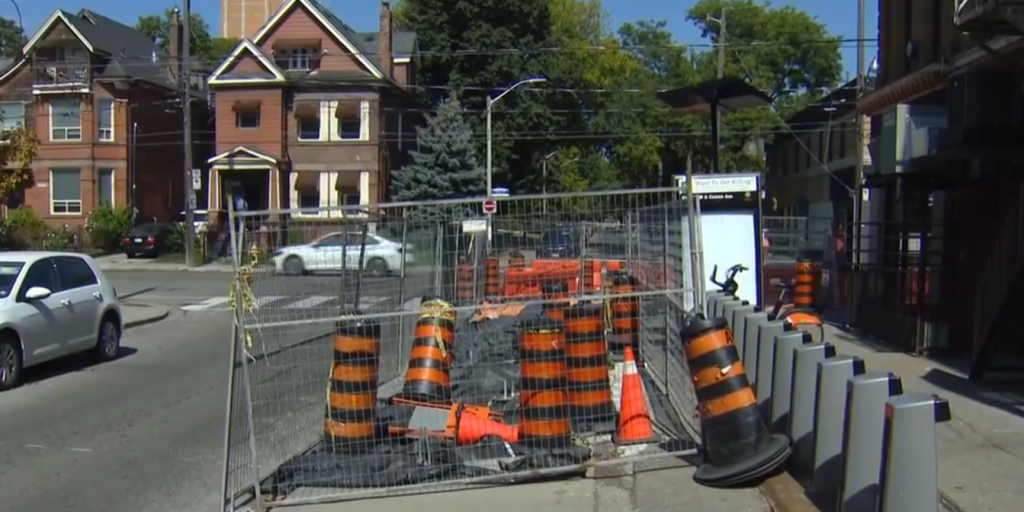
[613,346,659,445]
[448,403,519,445]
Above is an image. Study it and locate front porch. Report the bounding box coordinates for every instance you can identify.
[206,146,282,213]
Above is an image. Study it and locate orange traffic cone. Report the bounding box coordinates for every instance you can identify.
[613,346,659,445]
[447,403,518,445]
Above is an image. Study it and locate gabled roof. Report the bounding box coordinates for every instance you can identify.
[1,9,177,91]
[207,39,287,86]
[208,146,279,164]
[250,0,384,79]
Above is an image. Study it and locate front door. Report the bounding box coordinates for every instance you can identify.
[53,256,102,348]
[13,258,73,365]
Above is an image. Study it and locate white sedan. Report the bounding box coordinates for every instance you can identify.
[0,252,123,391]
[271,232,414,276]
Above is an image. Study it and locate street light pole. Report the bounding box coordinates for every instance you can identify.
[485,77,546,197]
[542,150,558,215]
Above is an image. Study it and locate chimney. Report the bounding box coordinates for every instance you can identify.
[168,8,182,76]
[379,2,393,78]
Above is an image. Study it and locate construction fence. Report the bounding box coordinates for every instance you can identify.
[218,188,713,511]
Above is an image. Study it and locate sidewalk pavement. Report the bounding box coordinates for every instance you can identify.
[821,322,1024,512]
[279,445,770,512]
[96,254,234,273]
[122,302,170,329]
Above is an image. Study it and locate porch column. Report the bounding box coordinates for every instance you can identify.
[269,166,281,210]
[359,171,370,205]
[209,169,220,211]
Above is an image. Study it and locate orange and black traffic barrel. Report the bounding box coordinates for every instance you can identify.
[564,304,614,425]
[609,272,639,351]
[324,317,381,453]
[456,257,474,301]
[518,318,572,447]
[484,256,501,298]
[793,259,815,309]
[398,309,456,405]
[509,251,526,269]
[682,315,791,487]
[541,280,570,321]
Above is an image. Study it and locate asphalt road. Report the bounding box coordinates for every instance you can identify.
[0,311,229,512]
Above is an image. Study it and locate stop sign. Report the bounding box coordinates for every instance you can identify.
[482,199,497,214]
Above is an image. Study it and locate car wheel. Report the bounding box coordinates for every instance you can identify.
[283,256,305,276]
[94,317,121,362]
[366,257,389,277]
[0,336,23,391]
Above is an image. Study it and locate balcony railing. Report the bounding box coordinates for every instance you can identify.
[33,61,89,90]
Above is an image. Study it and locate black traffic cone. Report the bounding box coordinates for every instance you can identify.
[682,315,790,487]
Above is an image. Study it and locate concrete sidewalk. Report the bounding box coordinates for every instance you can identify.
[96,254,235,273]
[277,452,770,512]
[822,323,1024,512]
[122,302,170,328]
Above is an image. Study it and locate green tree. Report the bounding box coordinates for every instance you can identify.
[393,95,485,205]
[394,0,558,192]
[681,0,842,171]
[135,8,238,65]
[0,125,39,206]
[0,17,25,59]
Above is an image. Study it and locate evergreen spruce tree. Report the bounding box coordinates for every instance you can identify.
[392,95,485,221]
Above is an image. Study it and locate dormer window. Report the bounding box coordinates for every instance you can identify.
[273,40,322,71]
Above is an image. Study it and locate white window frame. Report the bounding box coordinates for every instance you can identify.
[50,168,83,215]
[336,102,363,141]
[292,171,324,218]
[236,111,259,129]
[97,99,114,142]
[0,102,25,132]
[287,48,314,71]
[49,99,82,142]
[97,168,115,207]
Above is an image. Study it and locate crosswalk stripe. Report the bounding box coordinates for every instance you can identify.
[284,296,334,309]
[181,297,230,311]
[255,295,286,306]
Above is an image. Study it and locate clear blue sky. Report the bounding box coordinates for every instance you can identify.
[5,0,877,77]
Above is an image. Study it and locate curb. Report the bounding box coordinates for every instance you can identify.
[123,307,170,330]
[758,473,820,512]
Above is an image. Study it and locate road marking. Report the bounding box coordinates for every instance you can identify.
[283,296,334,309]
[181,297,230,311]
[255,295,286,307]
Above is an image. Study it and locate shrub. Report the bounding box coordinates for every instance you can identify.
[43,225,72,251]
[85,204,132,252]
[5,207,48,249]
[166,222,187,253]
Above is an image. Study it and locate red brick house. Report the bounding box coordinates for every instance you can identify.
[205,0,420,219]
[0,8,212,225]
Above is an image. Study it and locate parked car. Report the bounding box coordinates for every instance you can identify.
[121,224,171,258]
[0,252,122,391]
[271,232,414,276]
[536,227,581,259]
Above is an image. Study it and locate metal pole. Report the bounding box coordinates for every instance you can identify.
[396,208,409,375]
[486,97,493,197]
[713,8,727,173]
[853,0,866,268]
[182,0,196,265]
[542,159,548,214]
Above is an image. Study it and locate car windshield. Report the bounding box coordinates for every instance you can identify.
[0,262,25,298]
[541,230,574,246]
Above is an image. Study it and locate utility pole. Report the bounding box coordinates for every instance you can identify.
[181,0,196,265]
[708,8,727,172]
[852,0,865,268]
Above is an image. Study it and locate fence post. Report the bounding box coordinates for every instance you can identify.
[397,207,409,376]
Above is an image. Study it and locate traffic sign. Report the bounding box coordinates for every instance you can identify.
[482,199,497,215]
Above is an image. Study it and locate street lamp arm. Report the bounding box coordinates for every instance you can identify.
[489,77,547,106]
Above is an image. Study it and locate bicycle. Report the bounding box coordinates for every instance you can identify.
[709,263,824,343]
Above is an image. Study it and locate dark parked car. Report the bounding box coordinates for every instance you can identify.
[536,228,581,259]
[121,224,171,258]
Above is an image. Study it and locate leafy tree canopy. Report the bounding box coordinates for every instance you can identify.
[135,8,238,65]
[0,17,25,59]
[391,0,841,194]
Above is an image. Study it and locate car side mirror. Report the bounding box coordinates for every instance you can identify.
[25,286,52,300]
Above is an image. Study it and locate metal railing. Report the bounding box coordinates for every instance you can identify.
[33,61,89,88]
[219,188,705,510]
